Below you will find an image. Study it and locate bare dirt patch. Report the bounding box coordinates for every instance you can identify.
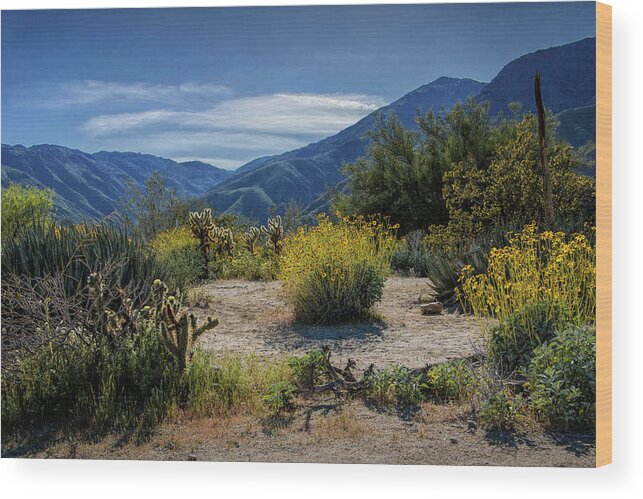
[192,276,481,371]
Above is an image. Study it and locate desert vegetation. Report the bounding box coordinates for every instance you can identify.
[1,93,596,465]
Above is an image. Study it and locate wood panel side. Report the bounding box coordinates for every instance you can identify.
[595,0,612,468]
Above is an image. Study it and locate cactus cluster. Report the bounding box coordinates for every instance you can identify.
[87,271,136,341]
[261,215,284,255]
[189,209,217,279]
[212,225,235,257]
[241,226,261,254]
[189,208,237,278]
[151,278,218,371]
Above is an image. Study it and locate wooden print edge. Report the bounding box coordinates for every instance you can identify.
[596,0,612,467]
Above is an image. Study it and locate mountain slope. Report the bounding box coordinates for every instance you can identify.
[478,37,596,116]
[1,144,233,220]
[206,77,486,220]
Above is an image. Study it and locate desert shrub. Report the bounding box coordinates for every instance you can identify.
[434,113,595,242]
[460,224,596,331]
[288,349,328,389]
[364,366,424,408]
[280,214,398,324]
[525,325,596,430]
[263,382,296,415]
[219,251,279,281]
[1,322,182,440]
[391,230,431,277]
[1,220,173,297]
[424,360,479,402]
[478,388,525,432]
[487,301,568,373]
[1,276,219,440]
[151,226,202,288]
[1,184,54,240]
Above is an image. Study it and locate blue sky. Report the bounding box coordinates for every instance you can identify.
[2,3,596,169]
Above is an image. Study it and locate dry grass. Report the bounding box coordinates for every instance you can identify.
[313,406,365,441]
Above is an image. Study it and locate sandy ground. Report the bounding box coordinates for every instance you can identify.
[3,277,595,466]
[192,277,481,372]
[7,399,595,467]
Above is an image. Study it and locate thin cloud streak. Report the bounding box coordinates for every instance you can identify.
[83,92,385,137]
[48,80,232,107]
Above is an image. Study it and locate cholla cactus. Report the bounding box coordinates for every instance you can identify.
[160,303,218,372]
[212,226,235,257]
[189,209,216,279]
[242,227,261,254]
[261,215,284,255]
[151,278,218,371]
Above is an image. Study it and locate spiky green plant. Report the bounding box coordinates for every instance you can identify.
[159,305,218,372]
[152,278,218,371]
[261,215,284,255]
[1,220,171,298]
[212,225,235,257]
[189,208,217,279]
[241,226,261,254]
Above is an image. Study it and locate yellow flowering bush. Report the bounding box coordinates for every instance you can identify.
[280,213,398,324]
[151,226,202,288]
[460,223,595,339]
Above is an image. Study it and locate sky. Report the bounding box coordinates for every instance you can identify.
[1,3,596,169]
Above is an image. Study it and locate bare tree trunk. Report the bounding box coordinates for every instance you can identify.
[534,72,555,227]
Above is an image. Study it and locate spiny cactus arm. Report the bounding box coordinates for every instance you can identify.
[160,321,181,359]
[192,315,219,340]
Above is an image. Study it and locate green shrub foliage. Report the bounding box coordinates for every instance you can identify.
[424,360,479,401]
[487,301,569,374]
[526,325,596,430]
[1,184,54,240]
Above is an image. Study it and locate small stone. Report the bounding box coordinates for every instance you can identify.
[421,302,444,315]
[450,438,458,445]
[187,454,197,461]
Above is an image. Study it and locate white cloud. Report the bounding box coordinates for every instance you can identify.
[205,93,385,134]
[73,84,385,168]
[140,130,307,153]
[50,80,231,106]
[83,92,385,137]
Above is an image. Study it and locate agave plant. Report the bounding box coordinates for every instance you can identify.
[1,219,171,298]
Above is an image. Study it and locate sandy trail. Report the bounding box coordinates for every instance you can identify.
[191,276,481,370]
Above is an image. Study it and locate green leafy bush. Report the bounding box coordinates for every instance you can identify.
[2,322,182,440]
[391,230,431,277]
[263,382,296,415]
[280,214,397,324]
[488,301,568,373]
[526,325,596,430]
[1,184,54,240]
[424,360,479,401]
[288,350,328,390]
[478,388,525,432]
[364,366,423,408]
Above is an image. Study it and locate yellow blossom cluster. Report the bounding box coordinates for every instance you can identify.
[279,213,398,323]
[459,223,595,337]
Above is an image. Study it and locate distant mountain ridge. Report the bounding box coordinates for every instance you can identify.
[1,145,233,220]
[205,77,487,220]
[478,37,596,116]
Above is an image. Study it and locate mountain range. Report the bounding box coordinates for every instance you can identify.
[1,146,232,220]
[1,37,596,222]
